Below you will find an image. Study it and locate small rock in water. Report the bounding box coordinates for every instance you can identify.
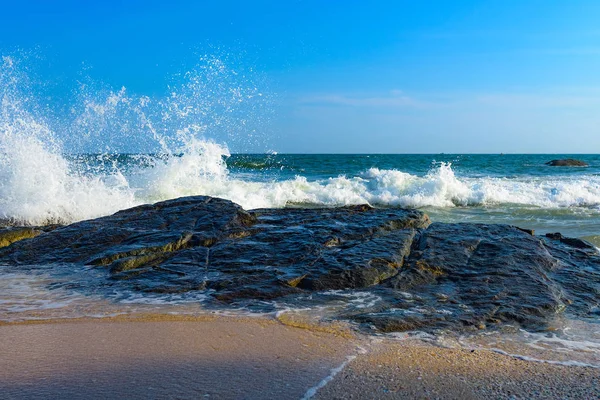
[545,159,588,167]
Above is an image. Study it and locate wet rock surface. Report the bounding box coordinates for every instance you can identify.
[1,196,599,333]
[358,223,600,331]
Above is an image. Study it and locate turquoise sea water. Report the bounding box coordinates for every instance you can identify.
[1,55,598,242]
[224,153,599,244]
[58,153,600,245]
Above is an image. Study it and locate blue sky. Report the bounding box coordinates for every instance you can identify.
[1,0,600,153]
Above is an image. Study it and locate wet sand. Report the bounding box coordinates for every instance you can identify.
[0,315,598,399]
[0,315,358,399]
[315,339,600,399]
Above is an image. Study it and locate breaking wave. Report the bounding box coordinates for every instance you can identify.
[1,55,600,226]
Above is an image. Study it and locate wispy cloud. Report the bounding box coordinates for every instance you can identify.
[296,88,600,111]
[280,87,600,153]
[298,90,429,108]
[472,91,600,109]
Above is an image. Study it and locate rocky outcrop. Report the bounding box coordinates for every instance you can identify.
[1,196,599,333]
[358,223,600,331]
[545,159,588,167]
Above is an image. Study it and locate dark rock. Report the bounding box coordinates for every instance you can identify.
[545,159,588,167]
[1,196,599,334]
[0,197,429,298]
[381,224,571,331]
[0,196,256,266]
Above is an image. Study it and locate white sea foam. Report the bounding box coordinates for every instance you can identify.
[0,270,74,313]
[320,290,383,309]
[4,132,600,225]
[128,160,600,213]
[302,345,368,400]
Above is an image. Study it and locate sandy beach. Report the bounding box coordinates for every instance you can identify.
[315,339,600,399]
[0,314,598,400]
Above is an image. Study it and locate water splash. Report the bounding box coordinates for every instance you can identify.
[2,55,600,226]
[0,54,267,225]
[0,56,136,225]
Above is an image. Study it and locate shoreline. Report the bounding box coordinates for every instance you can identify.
[1,194,599,398]
[1,314,598,399]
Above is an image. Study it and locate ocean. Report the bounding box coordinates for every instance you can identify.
[5,151,600,246]
[1,55,600,368]
[2,150,600,365]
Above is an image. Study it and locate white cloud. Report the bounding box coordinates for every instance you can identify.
[298,91,427,108]
[297,88,600,111]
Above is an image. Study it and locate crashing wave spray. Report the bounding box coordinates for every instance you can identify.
[2,55,600,226]
[0,56,137,225]
[0,54,266,225]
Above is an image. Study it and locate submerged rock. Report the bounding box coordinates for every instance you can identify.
[545,159,588,167]
[1,196,599,333]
